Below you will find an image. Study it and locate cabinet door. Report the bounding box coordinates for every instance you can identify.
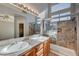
[47,39,51,54]
[43,39,50,56]
[24,48,36,56]
[43,40,48,56]
[35,43,44,56]
[36,43,43,52]
[36,49,43,56]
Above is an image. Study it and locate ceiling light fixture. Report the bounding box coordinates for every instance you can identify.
[13,3,39,16]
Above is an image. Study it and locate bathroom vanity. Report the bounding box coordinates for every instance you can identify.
[0,35,50,56]
[20,36,50,56]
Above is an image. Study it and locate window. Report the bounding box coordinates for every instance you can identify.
[51,14,59,18]
[51,19,59,22]
[59,12,71,21]
[60,12,71,16]
[51,12,71,22]
[60,16,71,21]
[51,3,71,13]
[51,3,71,22]
[48,3,71,41]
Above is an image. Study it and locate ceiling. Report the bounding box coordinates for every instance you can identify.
[24,3,48,14]
[0,4,28,16]
[0,3,57,16]
[24,3,57,14]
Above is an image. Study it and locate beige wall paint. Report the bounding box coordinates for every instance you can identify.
[77,15,79,55]
[0,15,14,40]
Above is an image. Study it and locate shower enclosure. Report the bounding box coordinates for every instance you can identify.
[45,16,77,51]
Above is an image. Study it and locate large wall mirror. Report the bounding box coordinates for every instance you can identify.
[0,14,14,40]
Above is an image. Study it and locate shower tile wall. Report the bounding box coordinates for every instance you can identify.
[57,20,77,50]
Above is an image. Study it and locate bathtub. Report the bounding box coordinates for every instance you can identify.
[50,44,76,56]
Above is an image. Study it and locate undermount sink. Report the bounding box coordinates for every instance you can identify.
[0,41,29,54]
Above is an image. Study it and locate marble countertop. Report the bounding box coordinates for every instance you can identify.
[0,35,49,56]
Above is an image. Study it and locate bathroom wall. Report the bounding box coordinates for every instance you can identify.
[25,13,36,35]
[77,15,79,55]
[57,20,77,50]
[0,14,14,40]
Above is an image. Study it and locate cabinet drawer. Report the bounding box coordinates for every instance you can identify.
[36,49,43,56]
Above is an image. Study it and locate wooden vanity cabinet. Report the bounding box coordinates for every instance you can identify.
[35,43,44,56]
[35,38,50,56]
[21,38,50,56]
